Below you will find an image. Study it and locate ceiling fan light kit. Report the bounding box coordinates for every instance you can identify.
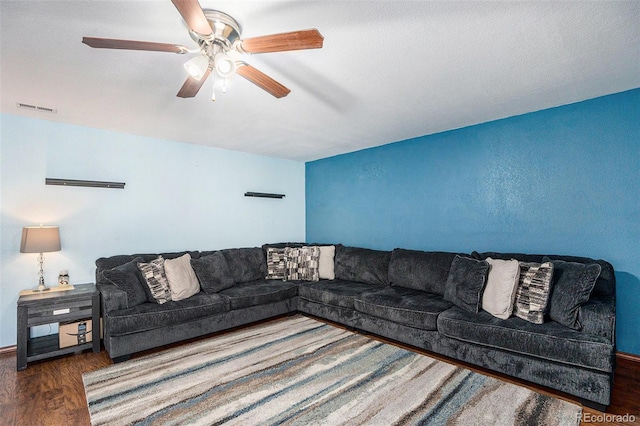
[213,52,236,79]
[82,0,323,100]
[183,55,209,80]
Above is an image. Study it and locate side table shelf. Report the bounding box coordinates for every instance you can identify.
[27,334,95,362]
[17,283,100,370]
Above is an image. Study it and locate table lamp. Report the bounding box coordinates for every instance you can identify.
[20,226,61,292]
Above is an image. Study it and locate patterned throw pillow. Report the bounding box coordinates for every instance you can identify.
[265,247,287,280]
[284,246,321,281]
[513,262,554,324]
[137,256,172,304]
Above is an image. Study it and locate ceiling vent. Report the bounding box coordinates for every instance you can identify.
[16,102,57,114]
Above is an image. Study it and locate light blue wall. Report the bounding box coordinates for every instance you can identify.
[306,89,640,355]
[0,114,305,347]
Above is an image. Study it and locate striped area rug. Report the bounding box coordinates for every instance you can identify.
[83,315,581,425]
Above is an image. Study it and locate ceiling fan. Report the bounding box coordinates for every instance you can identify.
[82,0,324,100]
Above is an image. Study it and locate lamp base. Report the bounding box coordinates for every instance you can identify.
[33,285,51,292]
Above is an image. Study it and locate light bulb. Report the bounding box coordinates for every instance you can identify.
[218,61,231,74]
[214,53,237,79]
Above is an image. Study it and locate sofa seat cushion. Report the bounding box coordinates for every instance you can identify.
[354,287,453,330]
[437,307,614,372]
[298,280,386,309]
[107,293,229,336]
[219,280,298,310]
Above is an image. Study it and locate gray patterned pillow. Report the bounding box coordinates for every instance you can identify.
[265,247,286,280]
[513,262,554,324]
[137,256,172,304]
[284,246,320,281]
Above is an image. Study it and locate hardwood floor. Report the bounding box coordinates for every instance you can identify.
[0,317,638,425]
[0,348,111,425]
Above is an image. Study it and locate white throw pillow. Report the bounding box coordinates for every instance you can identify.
[164,253,200,301]
[318,245,336,280]
[481,257,520,319]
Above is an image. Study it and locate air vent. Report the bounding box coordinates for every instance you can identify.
[16,102,57,114]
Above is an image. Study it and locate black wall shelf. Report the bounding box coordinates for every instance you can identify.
[45,178,125,189]
[244,192,285,199]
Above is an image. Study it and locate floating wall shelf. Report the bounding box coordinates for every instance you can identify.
[45,178,125,189]
[244,192,285,199]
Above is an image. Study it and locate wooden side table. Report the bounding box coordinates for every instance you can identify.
[17,283,100,370]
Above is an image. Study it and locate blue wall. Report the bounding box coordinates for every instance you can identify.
[0,114,305,347]
[306,89,640,355]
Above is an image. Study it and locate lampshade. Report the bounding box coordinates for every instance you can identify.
[183,55,210,81]
[20,226,61,253]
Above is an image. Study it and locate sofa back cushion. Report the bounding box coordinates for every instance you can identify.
[135,251,201,262]
[261,242,307,252]
[221,247,267,283]
[388,249,459,295]
[101,257,148,307]
[191,251,236,293]
[96,254,139,271]
[334,245,391,286]
[543,257,602,330]
[443,255,490,313]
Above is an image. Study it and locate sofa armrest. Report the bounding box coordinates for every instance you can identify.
[579,296,615,344]
[97,281,128,313]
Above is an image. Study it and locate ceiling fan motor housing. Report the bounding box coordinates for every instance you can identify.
[189,10,241,49]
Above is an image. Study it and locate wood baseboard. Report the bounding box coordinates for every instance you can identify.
[616,351,640,363]
[0,345,17,355]
[2,336,638,363]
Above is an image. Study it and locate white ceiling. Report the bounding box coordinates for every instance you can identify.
[1,1,639,162]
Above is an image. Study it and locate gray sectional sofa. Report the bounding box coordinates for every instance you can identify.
[95,243,616,410]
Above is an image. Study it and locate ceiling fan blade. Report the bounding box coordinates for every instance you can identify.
[82,37,188,53]
[238,29,324,54]
[177,68,212,98]
[236,64,291,98]
[171,0,212,36]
